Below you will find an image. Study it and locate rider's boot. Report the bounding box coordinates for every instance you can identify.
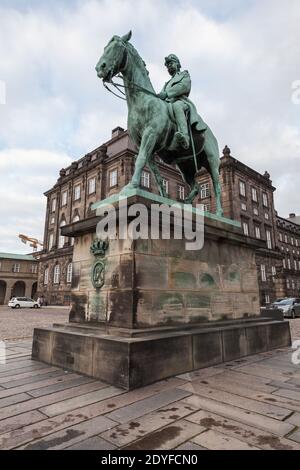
[173,103,190,149]
[175,131,189,150]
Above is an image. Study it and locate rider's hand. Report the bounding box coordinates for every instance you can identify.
[157,91,167,100]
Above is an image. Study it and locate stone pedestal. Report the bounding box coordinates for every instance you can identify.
[32,190,291,389]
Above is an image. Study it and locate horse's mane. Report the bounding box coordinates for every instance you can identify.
[125,41,149,76]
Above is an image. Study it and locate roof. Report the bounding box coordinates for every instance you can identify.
[287,215,300,225]
[0,252,36,261]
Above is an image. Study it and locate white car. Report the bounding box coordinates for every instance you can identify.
[8,297,40,309]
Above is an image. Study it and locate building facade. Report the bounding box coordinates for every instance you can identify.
[0,253,38,305]
[37,130,300,306]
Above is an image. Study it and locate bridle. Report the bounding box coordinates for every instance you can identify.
[102,40,161,101]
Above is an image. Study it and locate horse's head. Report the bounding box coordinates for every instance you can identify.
[96,31,132,82]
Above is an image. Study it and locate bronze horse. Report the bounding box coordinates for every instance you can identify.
[96,31,223,216]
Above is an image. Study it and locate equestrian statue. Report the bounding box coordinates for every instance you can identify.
[96,31,223,216]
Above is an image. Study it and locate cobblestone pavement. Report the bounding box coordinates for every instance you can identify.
[0,306,69,342]
[0,319,299,450]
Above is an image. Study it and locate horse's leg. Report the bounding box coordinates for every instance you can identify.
[148,159,167,198]
[176,162,200,204]
[203,145,223,217]
[121,129,156,192]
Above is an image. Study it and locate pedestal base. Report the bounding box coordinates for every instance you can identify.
[32,317,291,390]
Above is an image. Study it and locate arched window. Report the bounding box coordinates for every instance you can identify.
[58,220,66,248]
[67,263,73,284]
[44,267,49,285]
[71,215,80,246]
[53,264,60,284]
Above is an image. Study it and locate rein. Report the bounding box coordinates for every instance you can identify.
[103,74,161,101]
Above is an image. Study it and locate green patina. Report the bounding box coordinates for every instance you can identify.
[200,273,216,287]
[185,293,211,309]
[171,272,196,289]
[155,292,184,309]
[95,31,226,217]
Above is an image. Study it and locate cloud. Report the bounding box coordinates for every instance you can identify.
[0,0,299,252]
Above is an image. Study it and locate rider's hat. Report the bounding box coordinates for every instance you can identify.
[164,54,181,68]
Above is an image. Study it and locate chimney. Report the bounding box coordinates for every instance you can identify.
[289,213,296,218]
[112,127,125,139]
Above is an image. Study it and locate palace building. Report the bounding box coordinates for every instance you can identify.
[0,253,38,305]
[36,128,300,306]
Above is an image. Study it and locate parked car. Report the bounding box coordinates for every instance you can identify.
[269,298,300,318]
[8,297,40,309]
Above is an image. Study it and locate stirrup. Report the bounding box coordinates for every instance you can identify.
[175,132,189,150]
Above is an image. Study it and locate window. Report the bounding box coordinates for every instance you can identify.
[58,220,66,249]
[283,258,286,269]
[74,184,81,201]
[61,191,68,207]
[200,182,210,199]
[241,203,247,211]
[296,239,299,247]
[242,221,249,236]
[162,178,169,195]
[67,263,72,284]
[51,198,56,213]
[287,258,291,270]
[109,169,118,187]
[49,233,54,250]
[294,260,298,271]
[265,294,270,304]
[239,181,246,197]
[12,263,20,273]
[286,279,290,289]
[279,233,283,242]
[255,225,261,239]
[299,260,300,270]
[291,237,294,246]
[262,192,268,207]
[266,229,272,249]
[261,264,266,282]
[253,207,259,216]
[203,204,210,212]
[0,262,2,271]
[177,185,185,200]
[53,265,60,284]
[271,266,276,281]
[264,212,269,220]
[292,280,295,290]
[44,267,49,285]
[141,171,150,188]
[31,264,38,274]
[50,216,55,225]
[284,234,288,243]
[88,177,96,195]
[251,187,258,202]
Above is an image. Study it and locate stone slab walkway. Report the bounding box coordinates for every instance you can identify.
[0,333,300,451]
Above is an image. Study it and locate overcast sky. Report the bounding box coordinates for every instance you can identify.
[0,0,299,253]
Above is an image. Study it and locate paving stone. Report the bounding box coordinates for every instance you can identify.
[0,381,109,421]
[183,395,295,436]
[122,419,205,450]
[0,363,51,378]
[233,364,298,381]
[0,373,87,399]
[269,380,300,392]
[192,429,258,450]
[19,415,116,450]
[66,436,117,450]
[0,410,46,435]
[186,409,300,450]
[0,366,60,385]
[197,373,277,394]
[28,376,94,398]
[273,388,300,401]
[0,392,31,409]
[176,367,225,381]
[176,441,207,450]
[101,399,197,447]
[105,388,191,424]
[289,429,300,444]
[1,370,67,389]
[179,383,292,420]
[39,386,124,417]
[286,412,300,426]
[0,378,186,449]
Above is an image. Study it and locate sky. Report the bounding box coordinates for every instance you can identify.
[0,0,299,253]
